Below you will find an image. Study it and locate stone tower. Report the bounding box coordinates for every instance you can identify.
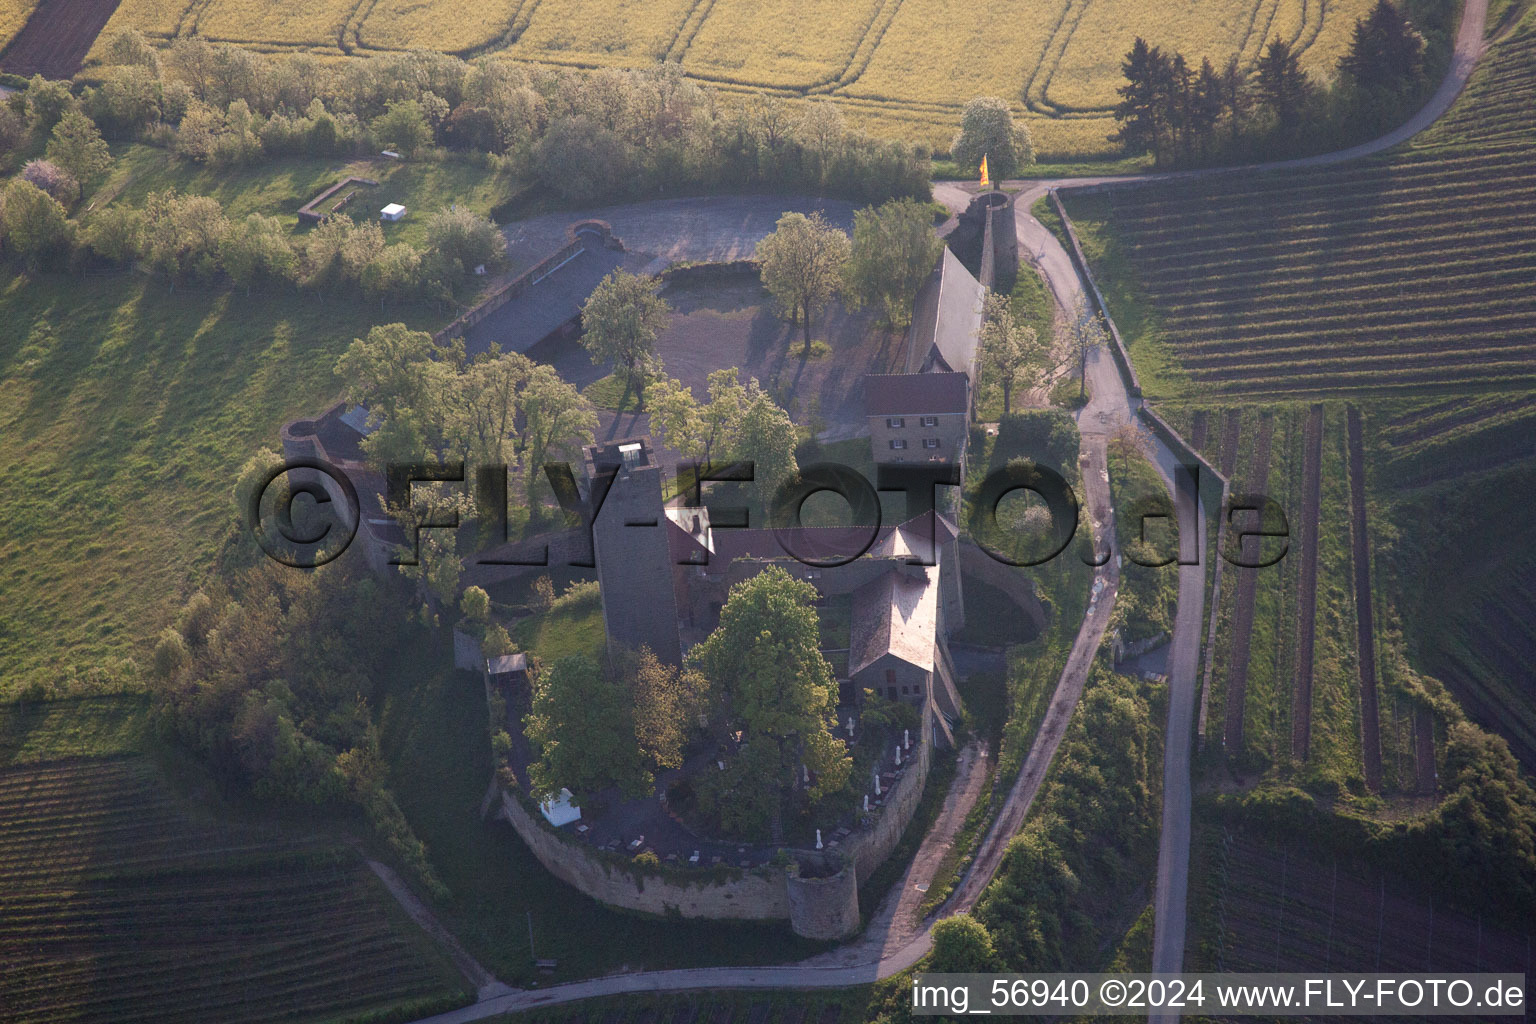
[583,438,682,666]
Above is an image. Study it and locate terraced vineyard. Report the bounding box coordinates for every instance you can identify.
[0,751,469,1023]
[90,0,1374,155]
[1189,830,1534,975]
[1061,15,1536,397]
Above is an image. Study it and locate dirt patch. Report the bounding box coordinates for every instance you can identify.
[1,0,123,79]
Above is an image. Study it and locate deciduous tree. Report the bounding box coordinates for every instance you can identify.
[688,565,849,840]
[979,292,1046,415]
[842,198,943,331]
[755,211,850,350]
[951,96,1035,180]
[580,270,671,407]
[524,654,652,803]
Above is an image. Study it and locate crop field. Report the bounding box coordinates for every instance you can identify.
[0,699,469,1024]
[1188,829,1534,976]
[0,0,40,52]
[1061,16,1536,398]
[89,0,1373,156]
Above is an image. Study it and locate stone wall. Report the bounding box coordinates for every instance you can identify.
[498,790,793,922]
[493,704,940,940]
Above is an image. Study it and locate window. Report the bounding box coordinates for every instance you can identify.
[901,685,910,695]
[922,438,940,449]
[889,439,907,450]
[886,417,904,428]
[888,686,899,699]
[885,669,896,685]
[920,416,938,427]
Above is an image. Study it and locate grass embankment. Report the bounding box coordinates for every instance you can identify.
[0,696,471,1024]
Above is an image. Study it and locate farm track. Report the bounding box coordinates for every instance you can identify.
[1289,404,1323,762]
[1221,413,1273,755]
[1344,406,1383,793]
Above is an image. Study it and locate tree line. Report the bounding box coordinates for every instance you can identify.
[1112,0,1447,166]
[1,31,930,206]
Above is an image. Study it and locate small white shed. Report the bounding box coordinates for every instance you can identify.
[380,203,407,222]
[539,788,581,827]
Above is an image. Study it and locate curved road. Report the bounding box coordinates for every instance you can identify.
[405,4,1489,1017]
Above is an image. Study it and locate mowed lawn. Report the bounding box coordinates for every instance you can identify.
[0,270,440,695]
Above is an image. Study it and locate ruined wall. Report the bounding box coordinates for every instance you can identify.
[842,706,934,883]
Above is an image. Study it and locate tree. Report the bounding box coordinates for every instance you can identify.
[979,292,1046,415]
[84,205,145,265]
[450,347,532,471]
[951,96,1034,180]
[423,206,505,272]
[736,378,799,506]
[1067,294,1108,401]
[931,914,998,973]
[1256,37,1315,136]
[524,654,652,803]
[628,646,709,771]
[580,270,671,407]
[842,198,943,331]
[755,211,850,350]
[460,585,491,621]
[688,565,850,840]
[519,364,598,506]
[46,111,112,185]
[21,160,79,207]
[644,376,707,461]
[1189,58,1225,158]
[373,98,432,156]
[700,368,748,466]
[142,190,229,282]
[1341,0,1424,93]
[0,180,73,270]
[1111,39,1174,161]
[533,115,630,204]
[220,213,297,293]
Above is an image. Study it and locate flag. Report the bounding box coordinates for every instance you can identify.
[979,155,990,189]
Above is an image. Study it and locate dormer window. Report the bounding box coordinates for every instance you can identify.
[886,417,905,428]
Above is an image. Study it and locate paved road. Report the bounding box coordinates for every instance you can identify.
[399,6,1490,1017]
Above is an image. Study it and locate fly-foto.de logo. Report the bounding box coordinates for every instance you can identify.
[246,457,1289,572]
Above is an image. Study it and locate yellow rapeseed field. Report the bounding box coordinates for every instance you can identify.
[680,0,884,89]
[355,0,524,54]
[504,0,696,68]
[0,0,40,52]
[89,0,1382,157]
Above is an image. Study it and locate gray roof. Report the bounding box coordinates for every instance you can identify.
[905,247,984,383]
[864,372,969,416]
[463,242,650,358]
[487,652,528,676]
[848,565,939,676]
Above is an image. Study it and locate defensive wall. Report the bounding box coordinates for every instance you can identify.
[492,707,935,941]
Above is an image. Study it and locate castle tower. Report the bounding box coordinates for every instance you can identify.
[583,438,682,666]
